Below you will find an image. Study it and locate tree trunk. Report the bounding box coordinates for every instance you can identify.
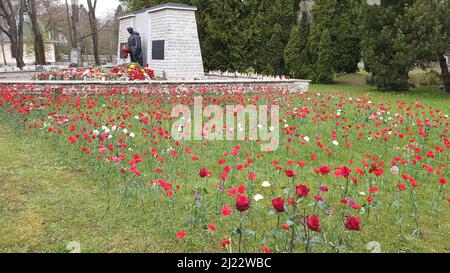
[87,0,100,65]
[439,55,450,93]
[1,38,7,65]
[0,0,25,69]
[65,0,74,46]
[27,0,46,65]
[71,0,82,66]
[17,0,25,69]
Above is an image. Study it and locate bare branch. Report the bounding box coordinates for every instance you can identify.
[0,25,11,38]
[78,19,111,40]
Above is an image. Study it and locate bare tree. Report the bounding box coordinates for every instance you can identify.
[65,0,82,66]
[87,0,100,65]
[0,29,7,65]
[26,0,46,65]
[65,0,74,47]
[0,0,25,69]
[62,0,113,66]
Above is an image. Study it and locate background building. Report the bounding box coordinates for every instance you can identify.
[0,15,56,66]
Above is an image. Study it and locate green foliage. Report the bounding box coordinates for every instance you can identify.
[119,0,190,11]
[366,74,412,92]
[250,0,297,75]
[284,11,313,79]
[360,0,415,91]
[332,0,361,73]
[284,26,303,78]
[309,0,335,83]
[120,0,298,75]
[419,70,442,86]
[198,0,251,72]
[262,24,284,75]
[312,28,334,84]
[287,0,361,83]
[403,0,450,92]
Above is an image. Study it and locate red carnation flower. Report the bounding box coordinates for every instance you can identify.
[262,246,272,253]
[248,172,256,181]
[221,239,231,248]
[272,197,285,213]
[222,205,232,216]
[397,183,406,191]
[199,168,211,178]
[235,196,250,212]
[177,230,186,240]
[296,184,310,198]
[319,165,331,175]
[285,169,296,178]
[344,216,361,231]
[306,215,320,232]
[207,223,217,232]
[335,166,352,178]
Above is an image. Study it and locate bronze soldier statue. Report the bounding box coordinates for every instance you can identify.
[127,27,143,66]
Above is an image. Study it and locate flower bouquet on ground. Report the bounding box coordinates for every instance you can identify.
[108,63,157,81]
[32,66,106,81]
[32,63,159,81]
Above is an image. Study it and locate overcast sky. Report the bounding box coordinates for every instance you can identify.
[61,0,121,18]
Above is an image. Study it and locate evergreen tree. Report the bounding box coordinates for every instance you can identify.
[263,24,284,75]
[284,10,313,79]
[332,0,361,73]
[284,25,302,77]
[313,28,334,84]
[361,0,415,91]
[119,0,301,75]
[252,0,297,75]
[403,0,450,92]
[309,0,335,83]
[200,0,249,72]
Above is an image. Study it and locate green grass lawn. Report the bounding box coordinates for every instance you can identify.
[314,71,449,109]
[0,119,185,253]
[0,74,448,253]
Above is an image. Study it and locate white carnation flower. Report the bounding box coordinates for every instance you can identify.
[253,194,264,202]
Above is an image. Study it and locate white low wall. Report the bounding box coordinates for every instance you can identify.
[0,79,311,93]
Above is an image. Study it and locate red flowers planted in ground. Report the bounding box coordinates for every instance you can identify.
[248,172,256,181]
[2,83,448,253]
[306,215,320,232]
[262,246,272,253]
[221,239,231,248]
[397,183,407,191]
[235,196,250,212]
[222,205,232,216]
[285,169,296,178]
[344,216,361,231]
[272,197,285,213]
[199,168,211,178]
[177,231,186,240]
[207,223,217,232]
[317,165,331,175]
[296,184,310,198]
[335,166,352,178]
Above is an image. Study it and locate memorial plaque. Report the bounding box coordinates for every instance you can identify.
[152,40,165,60]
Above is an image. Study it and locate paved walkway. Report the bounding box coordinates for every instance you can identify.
[0,71,34,81]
